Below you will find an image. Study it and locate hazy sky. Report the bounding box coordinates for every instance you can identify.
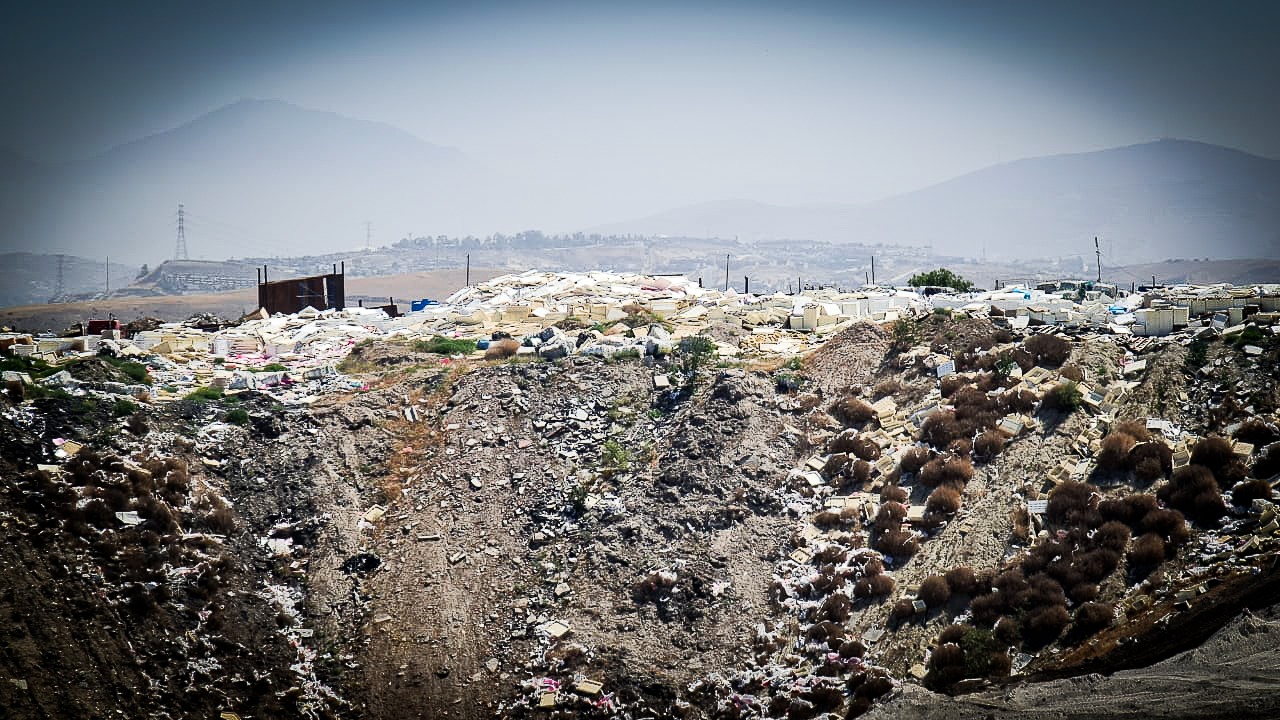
[3,0,1278,215]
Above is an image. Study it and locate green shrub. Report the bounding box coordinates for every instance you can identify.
[112,398,138,417]
[568,483,590,517]
[223,408,250,425]
[960,627,1000,677]
[412,336,477,355]
[1045,381,1082,412]
[601,439,631,473]
[994,355,1018,378]
[24,384,72,401]
[101,357,152,384]
[890,319,918,351]
[122,363,150,383]
[1184,339,1209,371]
[185,386,224,402]
[0,356,57,378]
[677,336,717,377]
[775,372,802,392]
[1234,326,1266,349]
[909,268,973,291]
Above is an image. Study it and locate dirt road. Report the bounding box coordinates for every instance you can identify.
[0,269,501,332]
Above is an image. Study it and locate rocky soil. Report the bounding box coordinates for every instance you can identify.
[4,315,1280,719]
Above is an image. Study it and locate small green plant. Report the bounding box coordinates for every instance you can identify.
[1046,380,1083,412]
[647,408,665,420]
[891,319,919,351]
[69,396,98,415]
[960,627,1000,678]
[784,356,804,371]
[995,355,1017,379]
[676,335,717,380]
[412,336,476,355]
[776,372,803,393]
[101,357,152,384]
[223,407,250,425]
[568,483,590,517]
[212,357,225,365]
[112,398,138,417]
[0,356,56,378]
[23,384,72,401]
[185,386,224,402]
[1233,326,1266,350]
[620,307,666,329]
[122,362,151,384]
[601,439,631,474]
[1184,338,1208,372]
[608,396,638,424]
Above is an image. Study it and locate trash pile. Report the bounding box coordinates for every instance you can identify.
[2,272,933,406]
[931,281,1280,339]
[10,272,1275,414]
[423,271,922,333]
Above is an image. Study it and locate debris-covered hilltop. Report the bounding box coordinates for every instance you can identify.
[2,271,1280,720]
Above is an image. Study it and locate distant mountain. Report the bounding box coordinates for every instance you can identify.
[858,139,1280,261]
[592,140,1280,262]
[2,99,538,264]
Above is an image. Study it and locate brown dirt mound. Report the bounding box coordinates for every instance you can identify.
[806,321,891,396]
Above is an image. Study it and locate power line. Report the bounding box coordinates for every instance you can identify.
[181,213,297,259]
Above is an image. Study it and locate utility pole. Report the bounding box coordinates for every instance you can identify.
[1152,275,1157,289]
[871,255,876,284]
[1094,237,1102,283]
[724,254,729,291]
[174,203,188,260]
[465,254,471,287]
